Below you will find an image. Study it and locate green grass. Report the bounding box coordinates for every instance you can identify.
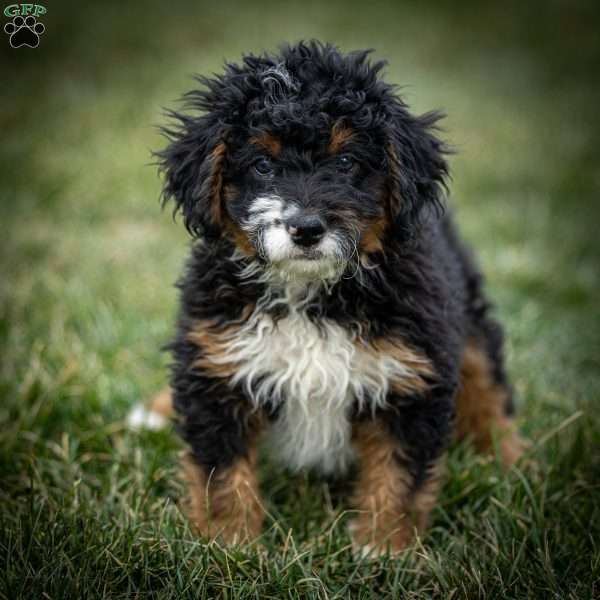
[1,1,599,598]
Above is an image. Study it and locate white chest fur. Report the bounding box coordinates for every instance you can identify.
[223,305,422,474]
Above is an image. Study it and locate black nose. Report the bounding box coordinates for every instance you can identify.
[286,214,326,247]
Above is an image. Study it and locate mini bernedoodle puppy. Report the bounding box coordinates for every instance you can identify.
[143,41,524,556]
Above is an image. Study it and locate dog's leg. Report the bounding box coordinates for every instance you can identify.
[177,401,265,544]
[349,415,447,557]
[455,339,524,467]
[171,320,266,544]
[182,437,264,545]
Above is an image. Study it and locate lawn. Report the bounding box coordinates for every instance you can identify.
[1,1,599,598]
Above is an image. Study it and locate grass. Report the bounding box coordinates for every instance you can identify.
[1,1,599,597]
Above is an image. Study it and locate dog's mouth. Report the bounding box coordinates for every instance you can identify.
[270,255,342,281]
[269,240,351,281]
[287,247,325,261]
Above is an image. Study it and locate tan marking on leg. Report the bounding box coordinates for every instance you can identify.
[250,133,282,157]
[365,337,433,395]
[456,340,523,467]
[182,445,264,544]
[150,387,173,418]
[349,420,443,556]
[328,122,354,154]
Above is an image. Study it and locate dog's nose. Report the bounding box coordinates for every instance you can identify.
[286,214,326,247]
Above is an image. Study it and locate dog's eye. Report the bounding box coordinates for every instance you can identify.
[335,155,354,172]
[254,157,274,177]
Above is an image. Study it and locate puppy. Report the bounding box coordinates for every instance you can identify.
[151,41,522,555]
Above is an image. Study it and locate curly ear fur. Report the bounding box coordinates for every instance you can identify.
[385,108,449,240]
[157,111,228,239]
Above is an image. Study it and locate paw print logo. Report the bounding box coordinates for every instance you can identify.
[4,15,45,48]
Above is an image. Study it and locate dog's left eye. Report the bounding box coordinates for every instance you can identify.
[335,155,354,172]
[254,157,274,177]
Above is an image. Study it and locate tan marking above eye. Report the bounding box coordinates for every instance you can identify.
[249,133,282,157]
[328,122,354,154]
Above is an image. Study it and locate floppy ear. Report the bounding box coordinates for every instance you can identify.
[157,113,228,239]
[385,108,449,239]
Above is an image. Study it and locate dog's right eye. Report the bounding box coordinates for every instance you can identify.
[254,157,274,177]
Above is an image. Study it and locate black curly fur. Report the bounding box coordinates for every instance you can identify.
[157,42,513,499]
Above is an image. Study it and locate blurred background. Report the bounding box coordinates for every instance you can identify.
[1,0,599,597]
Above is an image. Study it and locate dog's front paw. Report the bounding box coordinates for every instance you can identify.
[499,431,527,468]
[197,512,263,546]
[182,452,264,546]
[347,514,416,558]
